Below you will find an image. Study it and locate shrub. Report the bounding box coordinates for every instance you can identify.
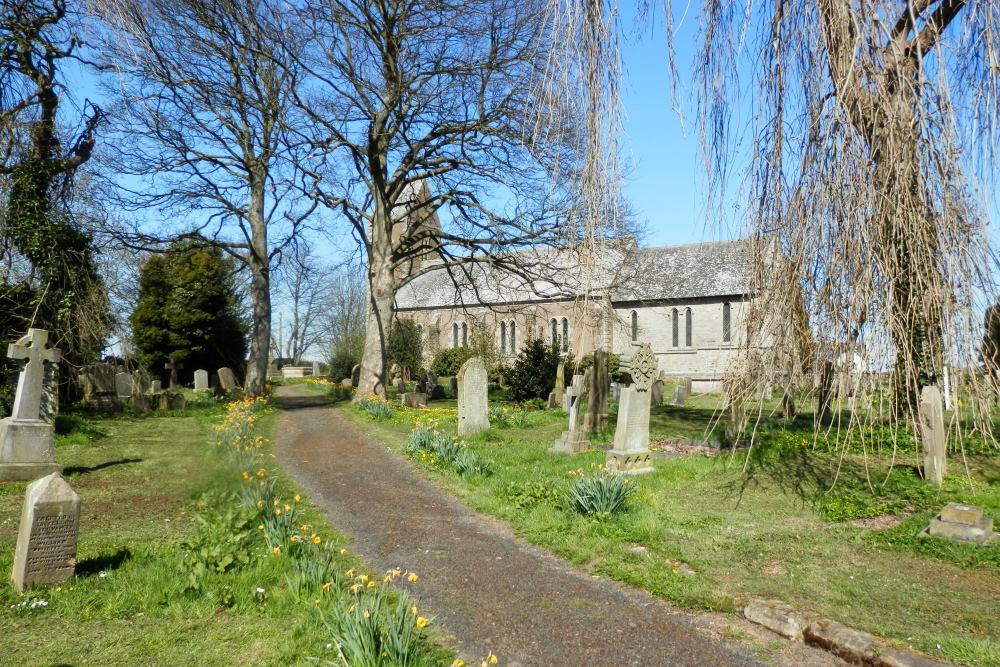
[505,339,562,401]
[567,469,637,517]
[387,319,424,380]
[430,346,473,376]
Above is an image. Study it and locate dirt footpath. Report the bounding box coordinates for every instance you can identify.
[274,386,843,667]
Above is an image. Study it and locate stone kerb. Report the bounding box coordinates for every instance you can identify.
[606,343,656,475]
[457,356,489,437]
[0,329,63,481]
[12,472,80,591]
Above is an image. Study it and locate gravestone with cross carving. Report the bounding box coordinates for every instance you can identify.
[0,329,64,481]
[164,358,184,389]
[606,342,656,475]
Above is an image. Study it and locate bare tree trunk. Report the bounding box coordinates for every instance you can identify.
[244,178,271,395]
[356,202,393,400]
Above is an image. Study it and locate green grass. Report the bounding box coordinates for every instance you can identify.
[344,397,1000,667]
[0,400,453,666]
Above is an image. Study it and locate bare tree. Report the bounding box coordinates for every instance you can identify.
[292,0,581,398]
[272,242,332,365]
[93,0,313,394]
[321,266,367,380]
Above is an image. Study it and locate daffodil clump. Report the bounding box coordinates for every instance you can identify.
[487,406,531,429]
[213,393,273,470]
[405,425,493,478]
[566,466,637,517]
[357,394,395,421]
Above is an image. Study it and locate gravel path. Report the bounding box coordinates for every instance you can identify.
[273,386,842,667]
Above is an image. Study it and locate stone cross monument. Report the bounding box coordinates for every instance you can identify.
[606,343,656,475]
[164,358,184,389]
[552,373,589,453]
[0,329,64,481]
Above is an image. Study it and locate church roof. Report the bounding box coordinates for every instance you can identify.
[394,239,750,310]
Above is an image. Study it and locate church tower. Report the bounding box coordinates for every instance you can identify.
[391,179,441,283]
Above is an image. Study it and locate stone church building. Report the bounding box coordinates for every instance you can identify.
[394,230,752,393]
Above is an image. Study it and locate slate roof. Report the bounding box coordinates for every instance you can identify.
[394,239,749,310]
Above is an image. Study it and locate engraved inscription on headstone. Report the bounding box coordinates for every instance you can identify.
[12,473,80,591]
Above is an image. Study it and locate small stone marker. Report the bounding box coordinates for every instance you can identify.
[341,378,352,389]
[606,343,656,474]
[159,391,186,411]
[217,367,237,391]
[919,385,946,486]
[0,329,63,481]
[193,369,209,391]
[671,385,688,407]
[552,373,588,453]
[150,379,163,395]
[12,472,80,591]
[922,503,995,545]
[114,371,133,399]
[552,356,566,409]
[401,392,428,408]
[457,357,490,436]
[164,358,183,389]
[650,379,664,406]
[312,360,321,376]
[351,365,361,388]
[611,382,622,402]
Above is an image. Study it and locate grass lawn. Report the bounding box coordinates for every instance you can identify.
[0,395,453,666]
[333,383,1000,667]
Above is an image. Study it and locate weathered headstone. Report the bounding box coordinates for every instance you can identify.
[0,329,63,481]
[922,503,995,545]
[919,385,946,486]
[312,360,321,377]
[401,392,428,409]
[351,365,361,388]
[131,394,151,413]
[606,344,656,474]
[457,357,490,436]
[12,472,80,591]
[396,378,407,395]
[678,377,692,395]
[40,363,58,424]
[217,367,237,392]
[115,372,133,399]
[341,378,353,389]
[651,379,664,406]
[194,369,210,392]
[159,391,186,411]
[150,379,163,395]
[584,349,610,434]
[611,382,622,402]
[164,358,184,390]
[552,356,566,409]
[671,384,688,407]
[552,374,588,453]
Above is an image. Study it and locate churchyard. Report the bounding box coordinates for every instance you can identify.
[301,366,1000,667]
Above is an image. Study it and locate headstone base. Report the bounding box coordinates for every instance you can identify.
[605,449,654,475]
[0,419,59,481]
[551,431,589,454]
[921,503,995,546]
[401,392,428,408]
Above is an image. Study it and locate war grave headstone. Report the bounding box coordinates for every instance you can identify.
[218,367,237,392]
[0,329,63,481]
[194,369,210,392]
[12,472,80,591]
[115,371,133,399]
[919,385,946,486]
[583,348,610,434]
[164,358,184,389]
[552,374,588,453]
[606,343,656,474]
[457,357,490,436]
[922,503,995,545]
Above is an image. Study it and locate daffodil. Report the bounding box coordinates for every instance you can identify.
[416,616,428,629]
[407,572,419,583]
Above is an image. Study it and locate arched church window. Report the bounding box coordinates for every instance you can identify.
[550,318,558,348]
[509,321,517,353]
[630,310,638,342]
[461,322,468,346]
[722,302,731,343]
[561,318,569,352]
[453,322,459,348]
[499,321,507,353]
[671,309,679,347]
[685,307,693,347]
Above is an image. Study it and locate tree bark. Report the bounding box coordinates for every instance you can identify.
[356,201,393,400]
[244,175,271,395]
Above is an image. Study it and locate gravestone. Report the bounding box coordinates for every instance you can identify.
[150,380,163,395]
[341,378,352,389]
[671,385,688,407]
[12,472,80,591]
[584,349,610,434]
[678,377,692,395]
[606,344,656,474]
[396,378,407,395]
[194,369,210,392]
[919,385,946,486]
[611,382,622,402]
[131,394,151,413]
[552,356,566,410]
[351,365,361,388]
[401,392,428,409]
[552,374,588,453]
[80,363,117,408]
[312,360,321,377]
[922,503,995,545]
[0,329,63,481]
[217,367,237,392]
[40,363,58,424]
[651,379,664,407]
[164,358,184,389]
[457,357,490,436]
[159,391,186,411]
[115,372,133,399]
